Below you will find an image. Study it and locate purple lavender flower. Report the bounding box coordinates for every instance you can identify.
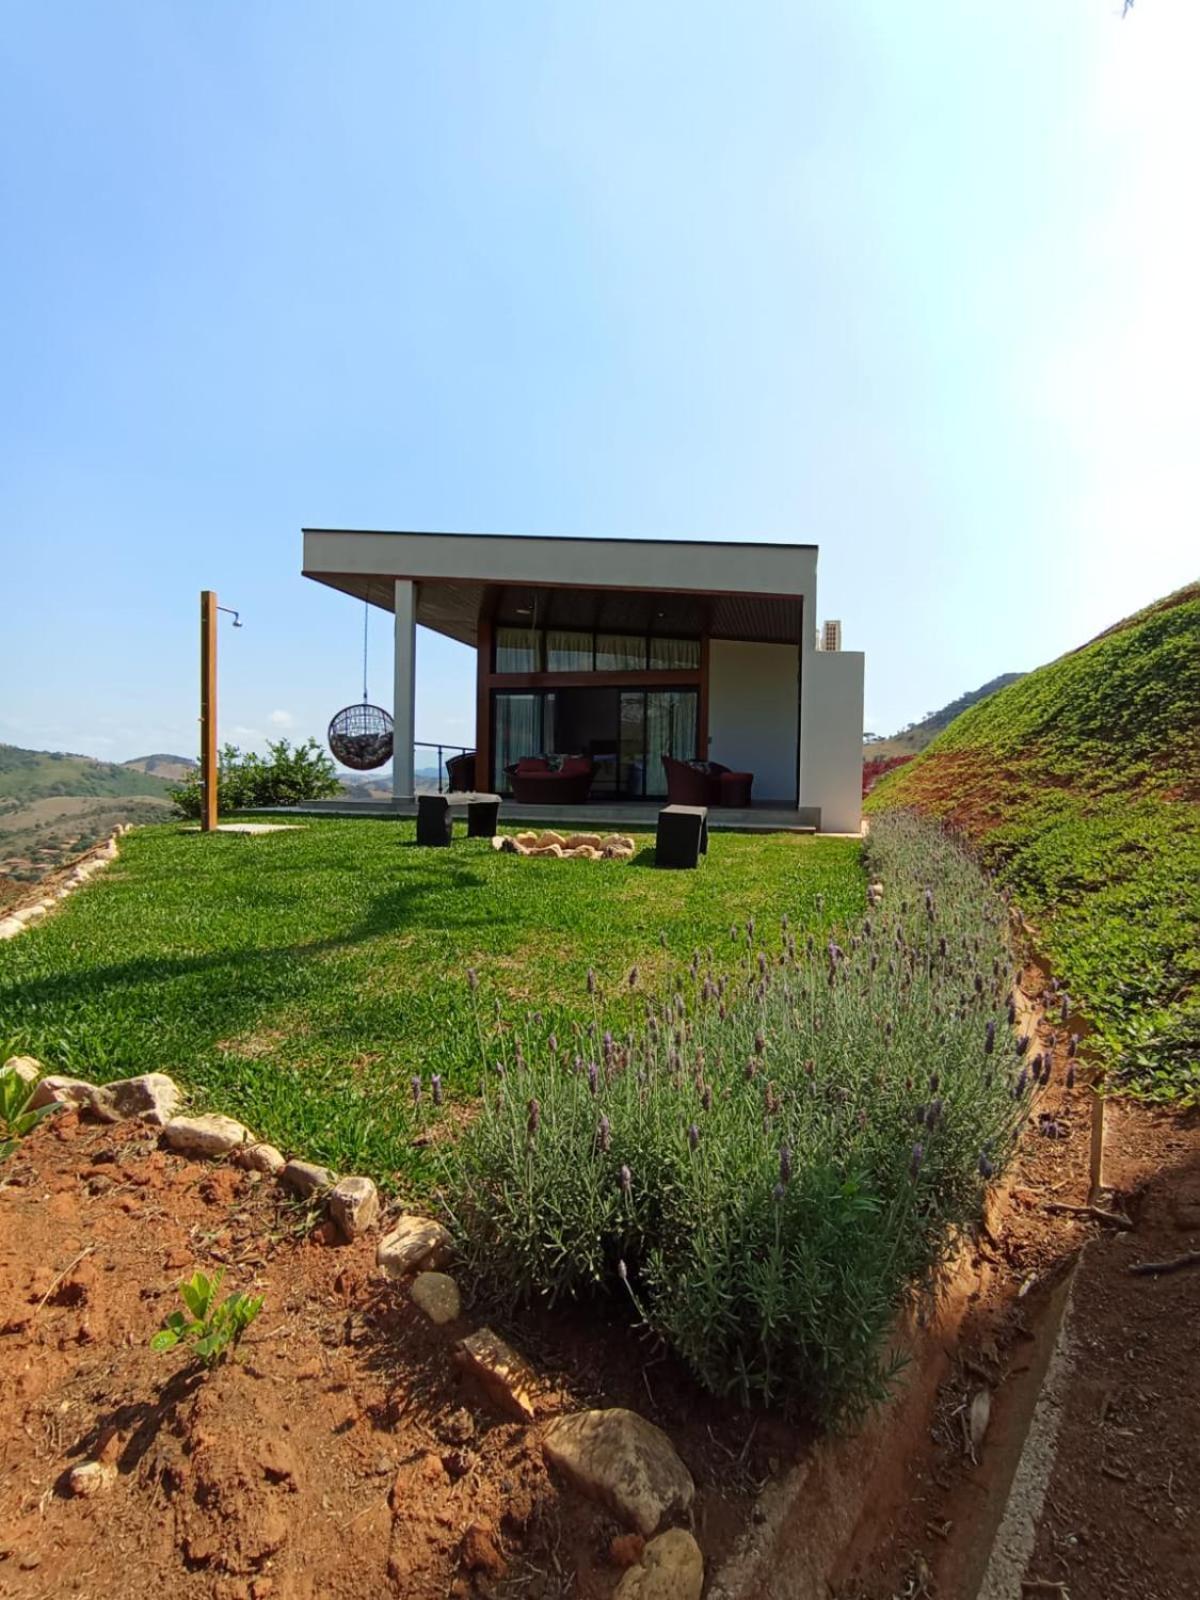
[938,935,948,959]
[700,1082,712,1113]
[1066,1064,1076,1090]
[587,968,596,995]
[687,1122,700,1150]
[985,1019,996,1055]
[772,1180,787,1204]
[597,1114,611,1153]
[587,1061,599,1095]
[910,1142,924,1177]
[467,967,478,992]
[747,916,756,939]
[410,1075,422,1105]
[745,1057,758,1081]
[527,1097,540,1136]
[431,1073,443,1107]
[754,1031,766,1056]
[619,1163,632,1197]
[548,1033,558,1055]
[1007,998,1017,1027]
[1015,1033,1030,1057]
[929,1072,940,1094]
[926,1098,944,1128]
[1068,1033,1079,1059]
[779,1143,792,1186]
[1015,1068,1028,1097]
[978,1152,994,1179]
[628,966,639,989]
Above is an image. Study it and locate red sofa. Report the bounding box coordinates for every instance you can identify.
[662,756,753,808]
[505,755,594,804]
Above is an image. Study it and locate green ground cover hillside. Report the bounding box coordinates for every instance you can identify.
[0,819,863,1182]
[867,584,1200,1101]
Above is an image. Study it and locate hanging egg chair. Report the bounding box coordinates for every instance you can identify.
[328,700,394,770]
[327,600,395,771]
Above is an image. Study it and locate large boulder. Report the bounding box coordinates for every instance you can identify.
[162,1114,252,1157]
[542,1409,694,1537]
[614,1529,704,1600]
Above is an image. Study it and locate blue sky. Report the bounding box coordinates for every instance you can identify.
[2,2,1195,761]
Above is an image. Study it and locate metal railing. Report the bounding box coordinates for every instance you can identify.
[414,740,475,794]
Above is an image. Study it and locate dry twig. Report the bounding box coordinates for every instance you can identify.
[1044,1202,1131,1230]
[1128,1249,1200,1277]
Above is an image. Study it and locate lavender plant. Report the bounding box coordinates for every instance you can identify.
[438,811,1034,1424]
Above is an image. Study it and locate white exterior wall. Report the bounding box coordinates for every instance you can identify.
[799,649,864,833]
[707,641,799,804]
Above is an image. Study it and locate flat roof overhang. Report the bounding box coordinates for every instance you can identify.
[302,529,816,648]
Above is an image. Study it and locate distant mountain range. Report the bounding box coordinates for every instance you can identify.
[864,673,1025,759]
[123,753,198,781]
[0,743,179,907]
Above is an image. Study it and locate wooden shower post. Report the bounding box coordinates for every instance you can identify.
[200,590,218,832]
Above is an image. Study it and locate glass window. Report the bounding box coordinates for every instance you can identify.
[493,693,548,791]
[648,637,700,670]
[596,633,647,671]
[545,630,593,671]
[495,627,541,672]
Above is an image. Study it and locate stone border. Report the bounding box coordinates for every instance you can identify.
[0,826,128,941]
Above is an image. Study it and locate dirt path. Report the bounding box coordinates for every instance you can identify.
[1019,1112,1200,1600]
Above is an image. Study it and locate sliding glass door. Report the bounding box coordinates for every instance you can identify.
[494,687,696,797]
[621,689,698,797]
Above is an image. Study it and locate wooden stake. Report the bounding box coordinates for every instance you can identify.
[200,590,218,833]
[1089,1084,1106,1201]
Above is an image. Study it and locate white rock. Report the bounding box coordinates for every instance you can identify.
[279,1158,335,1198]
[377,1215,453,1278]
[235,1142,286,1175]
[542,1409,694,1537]
[89,1073,182,1126]
[28,1075,96,1111]
[68,1460,117,1497]
[411,1271,462,1325]
[1,1056,42,1088]
[0,917,24,940]
[162,1113,252,1157]
[329,1175,380,1239]
[614,1529,704,1600]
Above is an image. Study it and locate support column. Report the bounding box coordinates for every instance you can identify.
[393,580,416,800]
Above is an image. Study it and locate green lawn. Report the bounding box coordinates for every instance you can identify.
[0,818,864,1186]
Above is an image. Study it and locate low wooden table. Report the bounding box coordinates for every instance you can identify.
[655,804,709,868]
[416,792,502,846]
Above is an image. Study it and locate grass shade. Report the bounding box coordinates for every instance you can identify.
[0,818,863,1182]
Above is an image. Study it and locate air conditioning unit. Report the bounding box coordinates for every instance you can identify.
[821,619,842,652]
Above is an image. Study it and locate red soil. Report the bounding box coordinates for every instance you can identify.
[0,1113,782,1600]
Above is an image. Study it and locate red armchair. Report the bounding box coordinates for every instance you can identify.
[662,756,753,808]
[505,755,594,804]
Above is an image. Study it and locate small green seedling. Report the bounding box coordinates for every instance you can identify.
[0,1072,59,1163]
[151,1269,264,1367]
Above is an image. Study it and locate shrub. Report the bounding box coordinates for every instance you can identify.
[168,738,341,818]
[437,811,1031,1424]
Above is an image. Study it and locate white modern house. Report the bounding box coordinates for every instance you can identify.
[301,529,864,833]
